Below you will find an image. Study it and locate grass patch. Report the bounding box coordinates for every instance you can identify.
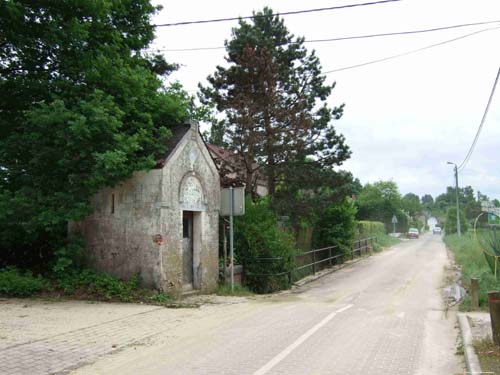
[0,266,174,304]
[216,283,254,296]
[444,232,499,310]
[473,337,500,374]
[373,233,400,250]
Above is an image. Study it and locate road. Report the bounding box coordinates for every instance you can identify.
[70,233,462,375]
[0,234,462,375]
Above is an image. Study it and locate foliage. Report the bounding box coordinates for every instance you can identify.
[216,283,254,296]
[313,199,357,255]
[148,292,173,304]
[434,186,477,218]
[199,7,349,197]
[0,267,48,297]
[272,164,359,228]
[421,194,434,205]
[444,207,468,234]
[356,181,411,232]
[444,233,498,310]
[0,1,190,267]
[401,193,421,217]
[53,269,141,301]
[234,197,296,293]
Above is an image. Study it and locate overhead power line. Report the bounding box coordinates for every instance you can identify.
[457,67,500,172]
[150,20,500,52]
[153,0,403,28]
[323,26,500,74]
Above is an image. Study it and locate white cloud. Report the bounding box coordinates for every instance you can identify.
[152,0,500,199]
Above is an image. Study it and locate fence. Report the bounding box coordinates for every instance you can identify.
[242,237,376,286]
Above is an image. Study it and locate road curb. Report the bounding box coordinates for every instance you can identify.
[457,313,483,374]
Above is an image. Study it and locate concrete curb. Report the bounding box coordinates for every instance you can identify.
[457,313,483,374]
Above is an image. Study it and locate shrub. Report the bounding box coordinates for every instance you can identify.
[0,267,47,297]
[313,198,357,256]
[234,197,296,293]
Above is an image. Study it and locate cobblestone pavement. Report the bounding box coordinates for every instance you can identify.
[0,234,463,375]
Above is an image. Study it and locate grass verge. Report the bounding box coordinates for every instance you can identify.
[216,283,254,296]
[444,232,498,310]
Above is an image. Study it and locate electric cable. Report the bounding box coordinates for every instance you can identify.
[153,0,403,27]
[149,20,500,52]
[457,67,500,171]
[323,27,500,74]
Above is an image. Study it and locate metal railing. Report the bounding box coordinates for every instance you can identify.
[242,237,376,283]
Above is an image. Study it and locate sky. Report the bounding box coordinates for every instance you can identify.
[150,0,500,200]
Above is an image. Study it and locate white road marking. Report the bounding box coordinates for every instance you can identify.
[252,304,353,375]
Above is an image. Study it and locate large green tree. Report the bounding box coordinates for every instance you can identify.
[356,181,407,231]
[401,193,421,217]
[0,1,190,267]
[199,7,349,197]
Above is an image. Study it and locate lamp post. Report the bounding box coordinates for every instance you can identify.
[447,162,461,237]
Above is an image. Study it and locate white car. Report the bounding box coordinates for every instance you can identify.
[433,227,442,235]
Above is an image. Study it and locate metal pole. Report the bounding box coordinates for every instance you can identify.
[454,165,462,237]
[229,187,234,291]
[223,223,227,282]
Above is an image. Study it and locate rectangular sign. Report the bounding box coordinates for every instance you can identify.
[220,187,245,216]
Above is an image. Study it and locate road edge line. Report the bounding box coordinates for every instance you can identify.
[252,304,353,375]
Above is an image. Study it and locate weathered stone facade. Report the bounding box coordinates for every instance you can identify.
[70,121,220,295]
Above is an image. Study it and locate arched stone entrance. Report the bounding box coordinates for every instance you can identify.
[179,174,206,290]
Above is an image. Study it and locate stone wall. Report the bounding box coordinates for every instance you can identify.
[69,169,163,288]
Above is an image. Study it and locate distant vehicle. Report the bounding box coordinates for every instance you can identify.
[433,227,442,235]
[407,228,419,239]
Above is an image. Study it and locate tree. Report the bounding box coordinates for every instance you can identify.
[356,181,404,231]
[0,1,190,267]
[421,194,434,205]
[199,7,349,197]
[401,193,421,217]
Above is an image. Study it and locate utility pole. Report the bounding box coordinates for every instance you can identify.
[447,162,461,237]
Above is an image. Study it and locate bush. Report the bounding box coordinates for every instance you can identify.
[235,197,296,293]
[0,267,47,297]
[313,198,357,255]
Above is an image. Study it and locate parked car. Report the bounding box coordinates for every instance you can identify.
[407,228,419,239]
[433,227,442,235]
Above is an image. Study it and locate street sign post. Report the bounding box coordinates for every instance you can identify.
[221,187,245,291]
[391,215,398,234]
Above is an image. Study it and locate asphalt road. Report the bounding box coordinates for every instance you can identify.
[73,233,462,375]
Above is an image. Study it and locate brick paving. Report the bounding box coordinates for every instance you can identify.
[0,307,198,375]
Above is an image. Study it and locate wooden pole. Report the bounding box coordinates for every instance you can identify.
[470,278,479,310]
[488,291,500,345]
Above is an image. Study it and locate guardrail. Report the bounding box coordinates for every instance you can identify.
[242,237,376,284]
